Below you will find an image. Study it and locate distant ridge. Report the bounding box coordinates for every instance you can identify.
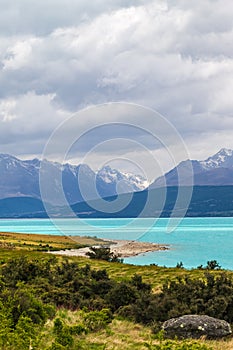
[2,186,233,218]
[2,149,233,218]
[151,148,233,187]
[0,197,47,218]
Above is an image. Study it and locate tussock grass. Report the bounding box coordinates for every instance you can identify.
[37,310,233,350]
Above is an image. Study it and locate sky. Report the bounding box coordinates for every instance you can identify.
[0,0,233,180]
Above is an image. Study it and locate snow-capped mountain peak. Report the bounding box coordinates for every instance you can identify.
[151,148,233,188]
[97,166,123,183]
[200,148,233,170]
[220,148,233,156]
[0,153,19,163]
[0,153,149,204]
[97,166,149,191]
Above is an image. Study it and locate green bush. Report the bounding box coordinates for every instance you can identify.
[69,323,88,335]
[86,246,123,263]
[145,333,213,350]
[107,282,138,311]
[197,260,221,270]
[56,331,73,347]
[11,288,49,325]
[53,318,63,334]
[48,342,66,350]
[0,255,231,350]
[83,308,113,331]
[10,316,39,350]
[151,273,233,322]
[145,339,212,349]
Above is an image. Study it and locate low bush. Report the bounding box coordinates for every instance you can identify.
[86,246,123,263]
[145,340,212,350]
[83,308,113,331]
[0,255,232,350]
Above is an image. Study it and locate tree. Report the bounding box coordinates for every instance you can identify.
[206,260,221,270]
[86,246,123,263]
[176,262,184,269]
[107,282,137,311]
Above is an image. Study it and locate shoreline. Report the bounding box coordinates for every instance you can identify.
[48,239,169,258]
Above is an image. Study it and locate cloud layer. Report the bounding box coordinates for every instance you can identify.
[0,0,233,174]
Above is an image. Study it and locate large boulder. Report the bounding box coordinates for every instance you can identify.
[162,315,232,339]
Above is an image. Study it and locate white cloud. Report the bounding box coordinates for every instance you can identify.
[0,0,150,35]
[0,92,69,154]
[3,38,40,70]
[0,99,17,121]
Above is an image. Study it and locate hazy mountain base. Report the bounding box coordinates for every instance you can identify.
[2,186,233,218]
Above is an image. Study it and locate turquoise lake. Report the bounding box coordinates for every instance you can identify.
[0,217,233,269]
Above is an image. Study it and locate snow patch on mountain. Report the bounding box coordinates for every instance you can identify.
[97,166,149,192]
[200,148,233,170]
[151,148,233,188]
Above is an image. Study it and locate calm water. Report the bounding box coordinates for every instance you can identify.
[0,217,233,269]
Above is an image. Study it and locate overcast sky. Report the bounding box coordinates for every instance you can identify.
[0,0,233,178]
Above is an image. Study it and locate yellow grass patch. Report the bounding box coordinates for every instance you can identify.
[0,231,109,251]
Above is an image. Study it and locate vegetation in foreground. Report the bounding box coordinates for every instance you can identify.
[0,233,232,349]
[0,249,232,349]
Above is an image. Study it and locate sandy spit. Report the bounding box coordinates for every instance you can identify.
[48,239,169,258]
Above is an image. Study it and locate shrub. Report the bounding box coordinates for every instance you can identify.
[52,318,73,347]
[206,260,221,270]
[107,282,138,311]
[69,323,88,335]
[197,260,221,270]
[176,262,184,269]
[131,274,151,293]
[11,288,50,325]
[151,273,233,322]
[53,318,63,334]
[145,339,212,349]
[56,332,73,347]
[48,343,66,350]
[86,247,123,262]
[10,316,38,350]
[83,308,113,331]
[144,332,213,349]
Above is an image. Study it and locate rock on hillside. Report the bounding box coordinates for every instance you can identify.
[162,314,232,339]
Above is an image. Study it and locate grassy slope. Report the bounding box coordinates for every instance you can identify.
[40,254,233,349]
[63,255,233,292]
[0,231,110,251]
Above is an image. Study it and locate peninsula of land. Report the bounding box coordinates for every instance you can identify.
[50,239,169,258]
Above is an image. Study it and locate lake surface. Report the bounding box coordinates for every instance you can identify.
[0,217,233,269]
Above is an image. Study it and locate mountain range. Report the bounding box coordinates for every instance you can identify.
[1,148,233,218]
[0,154,148,204]
[151,148,233,187]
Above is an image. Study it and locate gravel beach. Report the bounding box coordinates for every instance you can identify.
[48,239,169,258]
